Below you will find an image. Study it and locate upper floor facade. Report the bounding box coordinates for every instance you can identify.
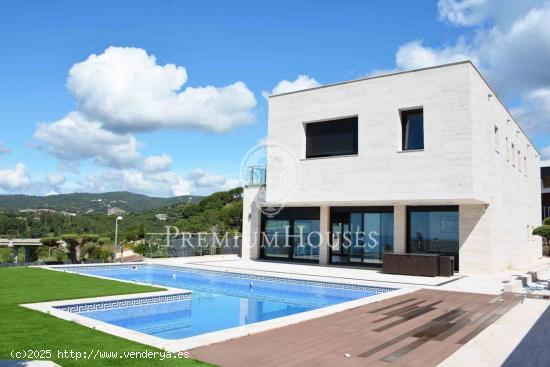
[265,61,540,207]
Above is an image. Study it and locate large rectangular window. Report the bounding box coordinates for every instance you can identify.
[401,109,424,150]
[542,167,550,188]
[261,207,320,262]
[407,206,459,270]
[305,117,358,158]
[330,207,394,266]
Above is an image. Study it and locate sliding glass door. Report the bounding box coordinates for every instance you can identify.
[407,206,459,270]
[261,207,320,263]
[293,220,320,260]
[263,219,291,258]
[330,207,394,266]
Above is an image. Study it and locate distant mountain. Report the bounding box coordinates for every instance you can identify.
[0,191,202,214]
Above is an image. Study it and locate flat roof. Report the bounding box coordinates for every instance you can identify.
[542,160,550,168]
[269,60,472,98]
[269,60,539,155]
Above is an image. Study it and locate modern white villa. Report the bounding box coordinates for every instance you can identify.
[242,61,542,274]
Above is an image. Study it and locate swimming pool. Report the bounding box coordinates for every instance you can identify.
[53,264,394,340]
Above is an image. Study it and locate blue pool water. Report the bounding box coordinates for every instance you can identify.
[58,265,393,340]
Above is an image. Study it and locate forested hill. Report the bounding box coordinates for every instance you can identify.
[0,187,243,240]
[0,191,201,214]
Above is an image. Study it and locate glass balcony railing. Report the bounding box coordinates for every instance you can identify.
[245,165,266,186]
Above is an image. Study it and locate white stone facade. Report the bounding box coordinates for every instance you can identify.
[242,61,542,274]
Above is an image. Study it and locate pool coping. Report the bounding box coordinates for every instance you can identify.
[47,262,398,293]
[23,263,414,352]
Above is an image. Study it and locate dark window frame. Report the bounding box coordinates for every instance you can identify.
[406,205,459,271]
[328,206,395,268]
[400,108,424,151]
[542,167,550,188]
[305,116,358,159]
[260,207,320,263]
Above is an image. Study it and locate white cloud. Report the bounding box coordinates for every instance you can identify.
[0,163,32,192]
[438,0,546,26]
[368,39,473,77]
[34,112,141,168]
[394,39,473,70]
[67,46,256,133]
[437,0,492,26]
[476,4,550,92]
[188,168,226,188]
[143,154,172,173]
[80,166,241,197]
[222,178,242,190]
[263,75,321,98]
[170,176,195,196]
[542,145,550,159]
[34,46,257,173]
[46,172,65,186]
[410,2,550,94]
[188,169,242,192]
[375,1,550,138]
[510,88,550,135]
[84,168,197,197]
[35,172,66,196]
[0,143,11,155]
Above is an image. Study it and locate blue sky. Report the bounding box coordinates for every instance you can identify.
[0,0,549,196]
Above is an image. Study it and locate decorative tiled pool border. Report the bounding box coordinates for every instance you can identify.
[54,292,191,313]
[138,320,192,335]
[52,263,396,294]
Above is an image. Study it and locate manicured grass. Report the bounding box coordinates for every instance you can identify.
[0,267,210,366]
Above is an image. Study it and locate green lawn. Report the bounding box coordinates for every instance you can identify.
[0,267,211,366]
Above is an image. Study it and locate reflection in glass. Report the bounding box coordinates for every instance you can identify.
[263,219,290,258]
[408,208,459,269]
[402,109,424,150]
[350,213,363,262]
[330,209,394,266]
[293,220,320,260]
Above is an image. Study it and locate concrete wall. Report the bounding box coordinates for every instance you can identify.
[267,62,475,206]
[241,186,265,260]
[459,204,492,273]
[468,68,542,272]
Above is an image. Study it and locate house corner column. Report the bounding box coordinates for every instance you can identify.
[241,186,265,260]
[319,206,330,265]
[394,204,406,253]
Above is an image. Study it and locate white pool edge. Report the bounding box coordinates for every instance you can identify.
[24,264,414,352]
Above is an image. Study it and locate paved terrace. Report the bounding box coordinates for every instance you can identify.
[189,289,521,367]
[147,256,550,366]
[147,256,550,294]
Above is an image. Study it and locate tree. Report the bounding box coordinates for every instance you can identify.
[60,234,80,263]
[533,225,550,241]
[81,234,99,244]
[138,224,146,240]
[40,237,60,247]
[60,234,100,263]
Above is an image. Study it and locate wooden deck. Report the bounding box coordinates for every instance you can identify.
[189,289,521,367]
